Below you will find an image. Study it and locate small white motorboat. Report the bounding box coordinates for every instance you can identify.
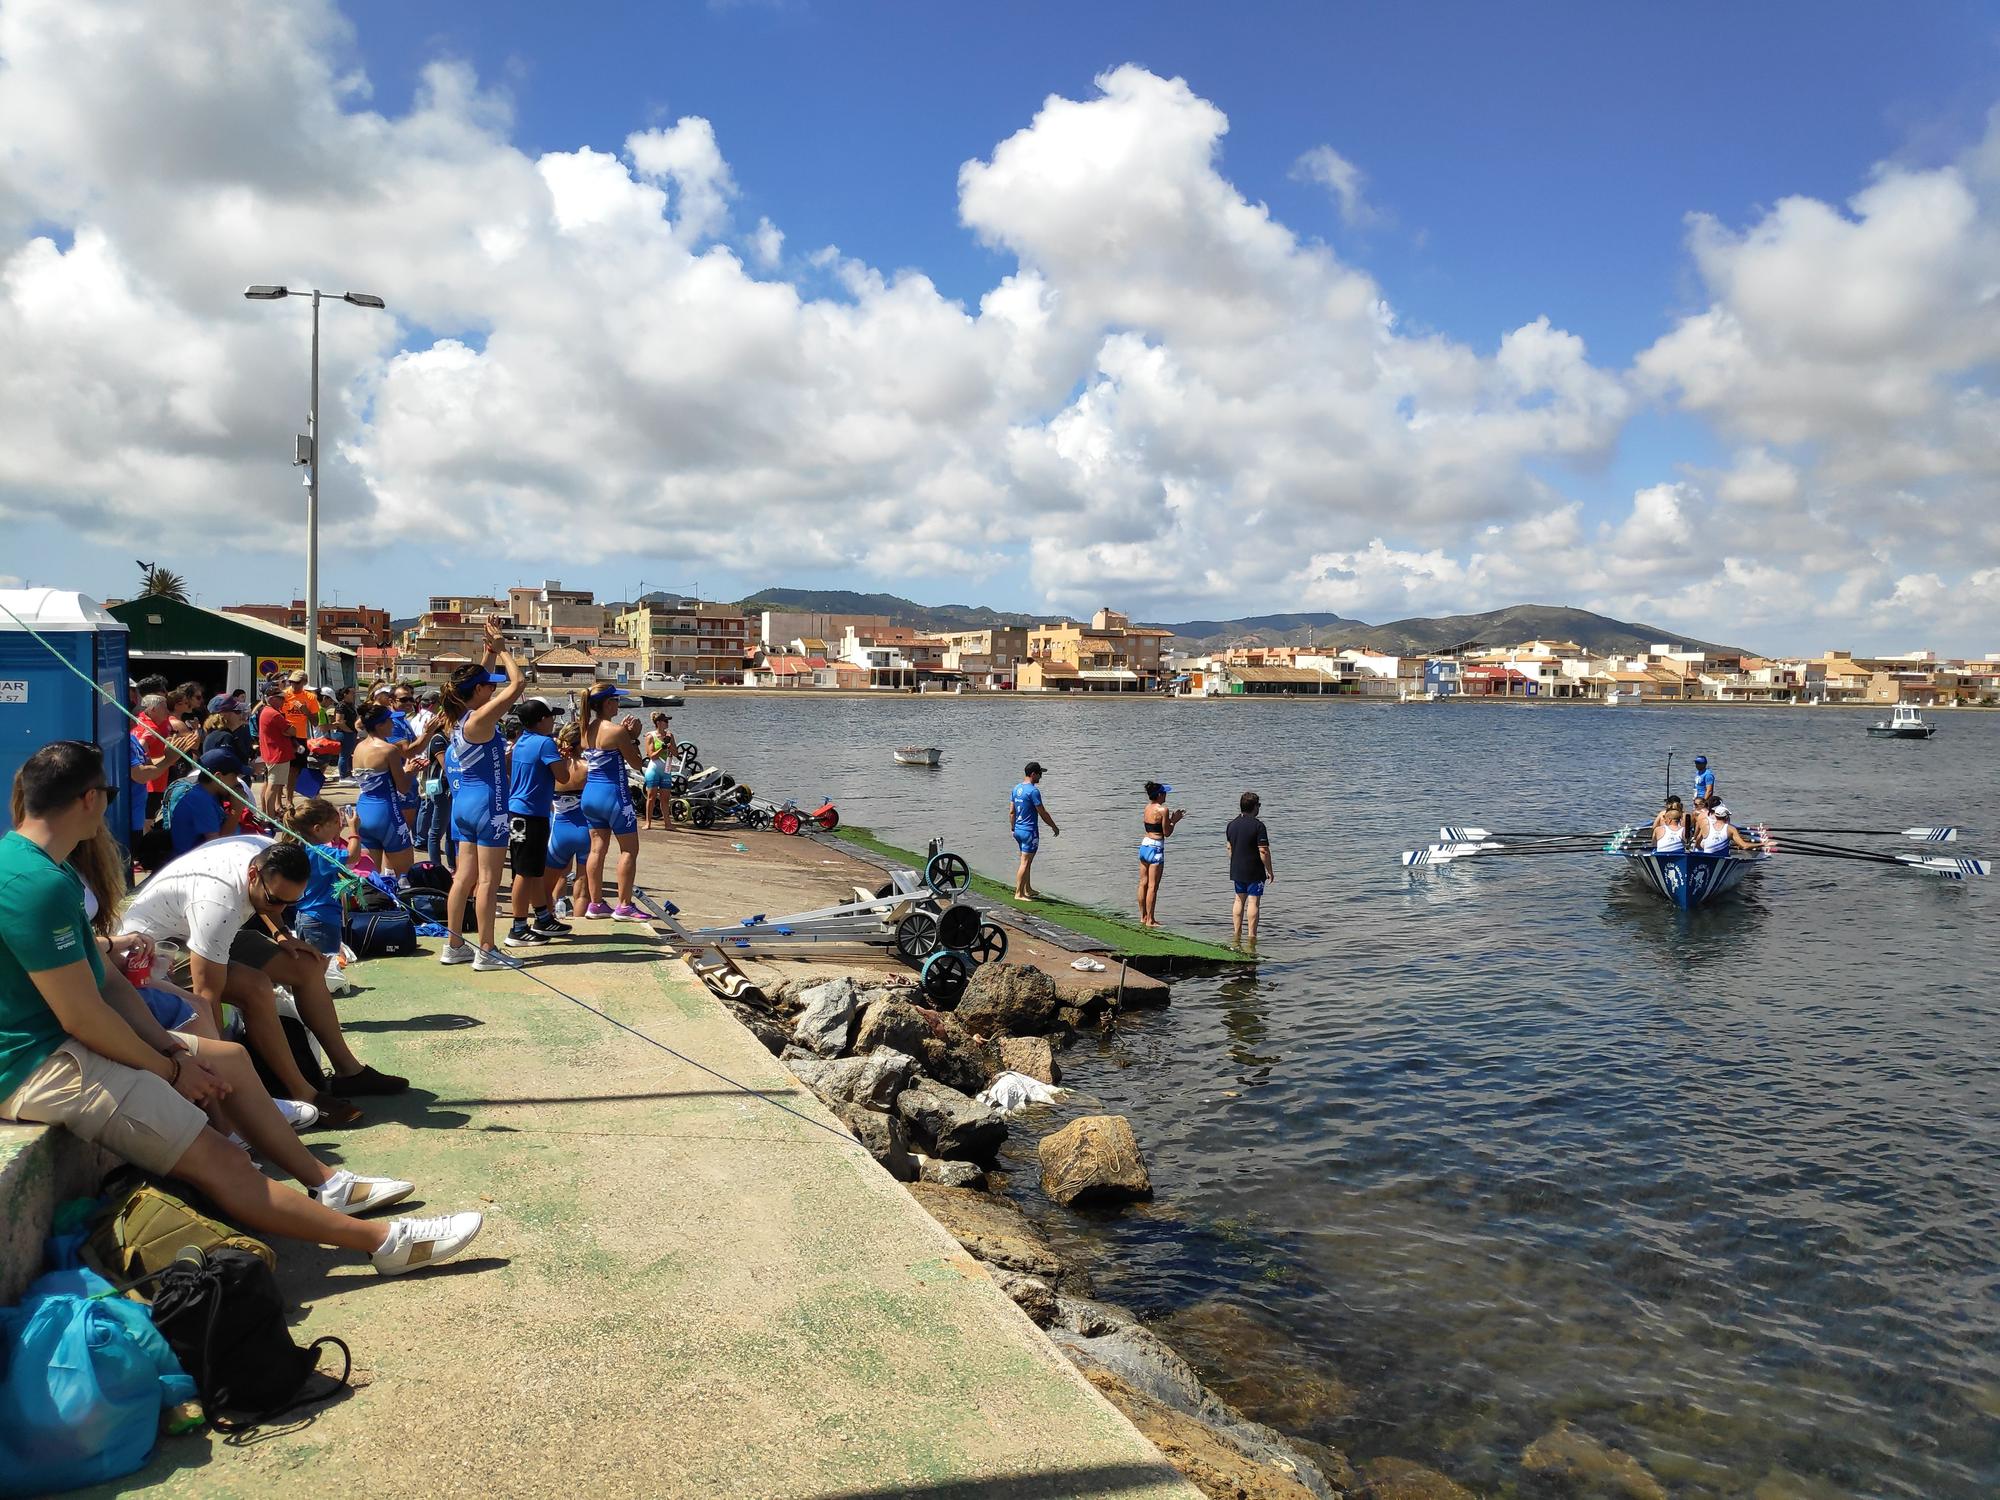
[1867,704,1937,739]
[893,746,943,766]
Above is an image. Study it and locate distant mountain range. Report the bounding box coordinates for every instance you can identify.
[735,589,1749,657]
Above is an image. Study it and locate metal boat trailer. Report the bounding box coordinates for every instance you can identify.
[634,841,1007,1005]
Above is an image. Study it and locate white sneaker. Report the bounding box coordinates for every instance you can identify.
[471,946,522,972]
[438,941,475,965]
[312,1167,414,1215]
[274,1098,321,1130]
[371,1210,484,1275]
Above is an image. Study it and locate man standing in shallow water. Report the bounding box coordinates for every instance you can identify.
[1009,761,1059,900]
[1225,791,1274,946]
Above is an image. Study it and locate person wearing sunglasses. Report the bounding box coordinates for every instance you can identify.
[0,742,483,1274]
[119,834,409,1125]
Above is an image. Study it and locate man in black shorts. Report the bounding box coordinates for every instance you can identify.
[505,699,570,948]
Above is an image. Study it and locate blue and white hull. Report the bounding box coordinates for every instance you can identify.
[1622,850,1764,910]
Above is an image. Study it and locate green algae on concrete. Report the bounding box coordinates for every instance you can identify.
[79,927,1198,1500]
[830,824,1249,968]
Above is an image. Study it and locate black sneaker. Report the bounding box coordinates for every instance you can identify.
[503,924,549,948]
[329,1064,409,1097]
[531,913,571,935]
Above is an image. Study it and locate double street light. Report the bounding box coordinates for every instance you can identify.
[244,285,387,688]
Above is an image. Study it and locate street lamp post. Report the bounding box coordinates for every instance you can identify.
[244,285,386,689]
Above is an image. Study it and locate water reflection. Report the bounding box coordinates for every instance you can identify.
[1216,970,1279,1077]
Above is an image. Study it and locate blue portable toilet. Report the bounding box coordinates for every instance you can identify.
[0,590,133,844]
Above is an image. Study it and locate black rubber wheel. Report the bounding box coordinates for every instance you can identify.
[679,743,698,769]
[925,851,971,893]
[971,921,1008,965]
[894,909,942,962]
[936,903,981,951]
[669,797,691,823]
[921,950,971,1007]
[871,880,897,900]
[692,802,716,829]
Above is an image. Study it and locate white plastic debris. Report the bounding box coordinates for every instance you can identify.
[976,1071,1068,1115]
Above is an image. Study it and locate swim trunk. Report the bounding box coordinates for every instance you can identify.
[1014,826,1039,856]
[451,789,510,850]
[1233,880,1265,897]
[1139,839,1165,866]
[582,781,638,838]
[508,814,551,878]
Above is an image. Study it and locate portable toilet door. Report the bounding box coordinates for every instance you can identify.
[0,590,133,843]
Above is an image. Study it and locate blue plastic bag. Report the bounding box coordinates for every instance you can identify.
[0,1265,196,1496]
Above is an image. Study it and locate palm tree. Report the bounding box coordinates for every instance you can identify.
[134,561,189,602]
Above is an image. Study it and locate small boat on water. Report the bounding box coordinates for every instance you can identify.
[893,746,943,766]
[1867,704,1936,739]
[1625,847,1765,909]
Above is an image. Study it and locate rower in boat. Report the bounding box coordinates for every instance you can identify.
[1695,798,1759,854]
[1652,797,1690,851]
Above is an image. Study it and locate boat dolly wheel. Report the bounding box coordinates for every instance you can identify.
[691,802,716,829]
[920,949,971,1007]
[774,809,802,836]
[970,921,1008,964]
[924,851,971,893]
[894,908,943,962]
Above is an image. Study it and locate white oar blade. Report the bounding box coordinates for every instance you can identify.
[1403,846,1463,867]
[1906,826,1959,843]
[1900,855,1988,878]
[1440,825,1492,842]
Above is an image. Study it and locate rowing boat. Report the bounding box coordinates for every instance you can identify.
[893,746,943,766]
[1619,848,1765,910]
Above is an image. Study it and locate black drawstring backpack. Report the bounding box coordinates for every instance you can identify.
[145,1247,351,1432]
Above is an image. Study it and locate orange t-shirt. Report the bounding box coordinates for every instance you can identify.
[281,690,321,741]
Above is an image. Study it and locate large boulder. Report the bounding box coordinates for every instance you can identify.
[1038,1114,1153,1206]
[1521,1422,1666,1500]
[918,1157,987,1191]
[784,1047,916,1111]
[852,996,934,1057]
[919,1019,1000,1097]
[791,976,861,1056]
[1081,1368,1324,1500]
[907,1183,1084,1291]
[896,1076,1008,1161]
[997,1035,1060,1084]
[956,962,1060,1037]
[1359,1458,1477,1500]
[989,1270,1058,1328]
[1052,1312,1343,1500]
[831,1101,917,1181]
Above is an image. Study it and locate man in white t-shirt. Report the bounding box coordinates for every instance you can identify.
[121,836,407,1126]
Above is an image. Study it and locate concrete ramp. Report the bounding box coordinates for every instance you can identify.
[79,928,1196,1500]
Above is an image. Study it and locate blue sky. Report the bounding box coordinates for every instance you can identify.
[3,0,1998,647]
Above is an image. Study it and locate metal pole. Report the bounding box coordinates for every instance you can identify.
[306,289,321,691]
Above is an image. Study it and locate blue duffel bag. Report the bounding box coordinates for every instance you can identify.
[342,909,419,958]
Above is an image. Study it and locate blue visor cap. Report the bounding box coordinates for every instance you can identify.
[1159,784,1172,795]
[1694,756,1707,766]
[587,682,621,700]
[485,671,510,683]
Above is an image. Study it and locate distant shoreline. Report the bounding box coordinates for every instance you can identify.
[667,687,1997,710]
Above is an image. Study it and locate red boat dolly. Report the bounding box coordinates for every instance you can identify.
[773,800,840,836]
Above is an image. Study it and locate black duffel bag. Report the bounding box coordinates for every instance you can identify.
[148,1247,351,1432]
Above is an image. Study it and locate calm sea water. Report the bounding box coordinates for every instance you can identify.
[677,694,1999,1499]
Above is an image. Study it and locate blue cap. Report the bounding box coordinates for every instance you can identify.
[1159,784,1172,795]
[1694,755,1708,766]
[199,748,243,775]
[206,694,235,715]
[588,682,620,699]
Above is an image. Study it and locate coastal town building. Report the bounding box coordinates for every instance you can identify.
[1019,609,1171,692]
[933,627,1030,690]
[226,598,392,650]
[759,610,891,650]
[616,600,752,681]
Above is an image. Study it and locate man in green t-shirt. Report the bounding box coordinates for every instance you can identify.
[0,741,485,1276]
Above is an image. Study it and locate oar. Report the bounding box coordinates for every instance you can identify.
[1762,843,1989,879]
[1406,830,1644,867]
[1762,825,1959,843]
[1441,825,1622,843]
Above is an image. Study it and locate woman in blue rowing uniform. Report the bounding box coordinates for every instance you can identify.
[547,720,592,918]
[438,619,527,971]
[352,703,420,874]
[579,682,646,919]
[1135,780,1186,928]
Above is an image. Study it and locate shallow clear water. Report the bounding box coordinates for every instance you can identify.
[679,695,1999,1498]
